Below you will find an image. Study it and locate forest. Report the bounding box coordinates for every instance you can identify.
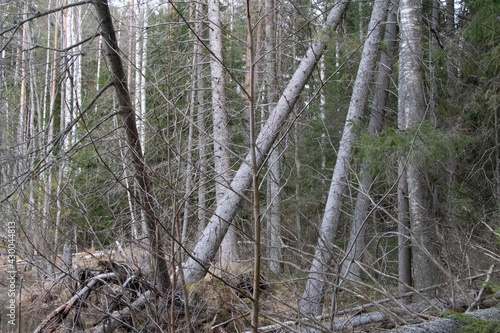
[1,0,500,331]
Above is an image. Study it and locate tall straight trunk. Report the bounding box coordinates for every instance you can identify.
[93,0,171,292]
[182,2,198,248]
[445,0,454,36]
[264,0,282,275]
[196,1,207,240]
[134,1,149,240]
[319,56,327,187]
[127,0,134,91]
[399,0,438,290]
[246,3,262,331]
[17,6,32,276]
[183,0,351,284]
[294,122,302,242]
[55,2,70,266]
[299,0,390,316]
[428,0,440,118]
[341,0,398,281]
[41,1,55,257]
[207,0,236,267]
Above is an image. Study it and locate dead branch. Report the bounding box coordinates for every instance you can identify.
[245,271,500,333]
[91,291,151,333]
[33,272,115,333]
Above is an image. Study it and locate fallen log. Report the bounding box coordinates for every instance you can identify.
[387,307,500,333]
[245,271,499,333]
[33,272,115,333]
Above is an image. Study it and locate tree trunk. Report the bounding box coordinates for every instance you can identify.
[399,0,439,290]
[388,308,500,333]
[196,3,207,241]
[341,1,398,281]
[182,1,199,249]
[207,0,237,267]
[299,0,390,316]
[398,159,412,297]
[182,0,351,284]
[93,0,171,292]
[264,0,282,275]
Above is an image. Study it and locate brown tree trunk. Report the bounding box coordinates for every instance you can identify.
[93,0,171,292]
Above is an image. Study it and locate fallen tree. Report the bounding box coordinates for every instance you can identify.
[241,272,500,333]
[387,307,500,333]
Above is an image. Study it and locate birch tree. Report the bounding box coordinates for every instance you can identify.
[299,0,390,316]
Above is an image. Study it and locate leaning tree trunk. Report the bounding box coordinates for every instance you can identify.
[299,0,390,317]
[93,0,171,292]
[398,0,439,290]
[340,0,398,281]
[182,0,351,284]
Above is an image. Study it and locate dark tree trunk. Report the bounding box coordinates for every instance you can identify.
[93,0,171,292]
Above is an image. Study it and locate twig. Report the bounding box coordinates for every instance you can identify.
[467,264,495,312]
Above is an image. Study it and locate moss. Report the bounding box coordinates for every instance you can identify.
[443,310,500,333]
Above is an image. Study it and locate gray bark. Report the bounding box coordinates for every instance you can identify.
[208,0,237,266]
[299,0,390,316]
[194,0,208,241]
[388,307,500,333]
[182,0,351,284]
[398,0,439,290]
[398,160,412,296]
[341,1,398,281]
[264,0,282,275]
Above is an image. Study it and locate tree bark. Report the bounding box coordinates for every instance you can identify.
[182,0,351,284]
[207,0,237,267]
[196,1,208,241]
[264,0,282,275]
[93,0,171,292]
[398,0,439,290]
[388,307,500,333]
[299,0,390,317]
[341,1,398,281]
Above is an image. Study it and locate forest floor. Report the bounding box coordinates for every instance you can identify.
[1,248,499,332]
[0,249,119,332]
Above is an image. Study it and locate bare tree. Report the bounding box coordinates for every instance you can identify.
[264,0,282,275]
